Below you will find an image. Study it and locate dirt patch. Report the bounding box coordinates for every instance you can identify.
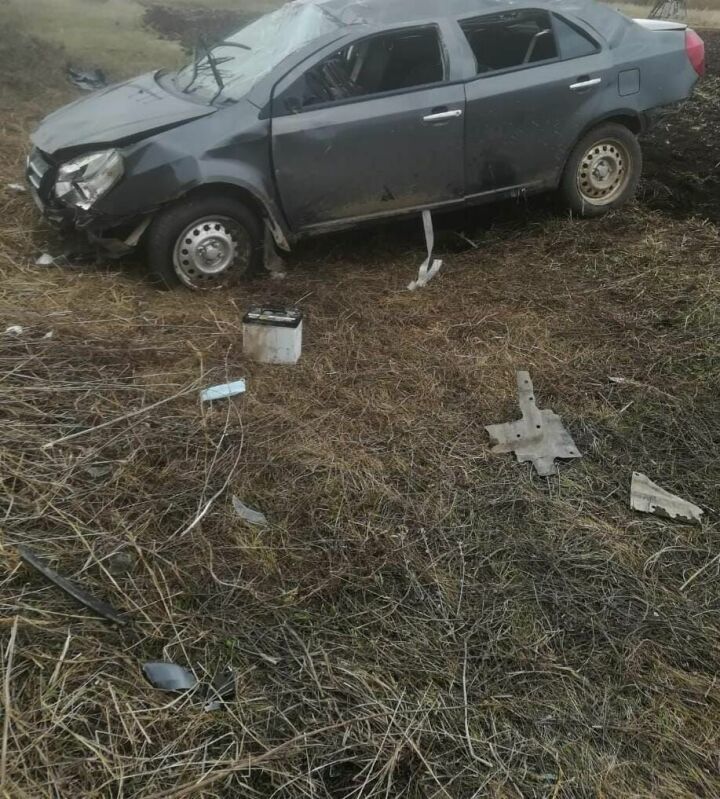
[642,29,720,219]
[142,3,256,51]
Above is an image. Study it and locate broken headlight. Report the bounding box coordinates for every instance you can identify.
[55,149,124,210]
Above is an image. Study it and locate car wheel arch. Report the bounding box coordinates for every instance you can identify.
[557,112,643,186]
[170,182,293,252]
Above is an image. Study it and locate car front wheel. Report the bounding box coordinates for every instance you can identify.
[560,123,642,217]
[146,196,263,290]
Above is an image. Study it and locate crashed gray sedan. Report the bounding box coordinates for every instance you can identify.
[27,0,705,290]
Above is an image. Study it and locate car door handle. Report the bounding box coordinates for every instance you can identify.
[570,77,602,91]
[423,109,463,122]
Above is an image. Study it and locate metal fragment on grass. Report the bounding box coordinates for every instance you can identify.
[485,371,582,477]
[200,380,246,403]
[83,463,113,479]
[4,326,23,335]
[204,667,235,711]
[143,662,197,693]
[17,545,127,625]
[7,183,25,193]
[232,495,267,526]
[630,472,703,524]
[408,210,443,291]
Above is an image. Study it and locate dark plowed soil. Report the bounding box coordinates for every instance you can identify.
[642,29,720,219]
[142,3,255,51]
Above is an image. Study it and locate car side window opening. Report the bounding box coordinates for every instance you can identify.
[281,27,446,113]
[552,14,601,60]
[460,9,559,75]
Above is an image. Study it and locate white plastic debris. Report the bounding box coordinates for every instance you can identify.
[232,495,268,526]
[7,183,25,193]
[486,371,582,477]
[4,325,23,335]
[630,472,703,524]
[43,331,54,340]
[200,380,246,403]
[408,210,443,291]
[35,253,56,266]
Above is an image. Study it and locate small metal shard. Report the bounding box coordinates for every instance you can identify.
[17,545,128,625]
[107,550,136,575]
[630,472,703,524]
[485,371,582,477]
[83,463,113,479]
[143,662,198,693]
[232,495,268,526]
[204,667,236,711]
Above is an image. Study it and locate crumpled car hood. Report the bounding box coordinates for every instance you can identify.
[32,72,216,156]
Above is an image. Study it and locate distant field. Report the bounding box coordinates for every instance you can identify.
[0,0,282,78]
[611,0,720,26]
[1,0,717,82]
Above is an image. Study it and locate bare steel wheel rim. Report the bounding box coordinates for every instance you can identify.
[173,216,251,287]
[577,139,631,206]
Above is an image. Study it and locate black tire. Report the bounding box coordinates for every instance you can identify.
[559,123,642,218]
[146,195,263,290]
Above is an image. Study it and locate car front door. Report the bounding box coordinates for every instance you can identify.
[270,24,466,233]
[459,10,612,198]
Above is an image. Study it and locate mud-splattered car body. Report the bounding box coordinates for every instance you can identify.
[27,0,703,264]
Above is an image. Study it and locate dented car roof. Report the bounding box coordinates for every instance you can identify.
[312,0,631,41]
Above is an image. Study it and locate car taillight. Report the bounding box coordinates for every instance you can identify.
[686,29,705,77]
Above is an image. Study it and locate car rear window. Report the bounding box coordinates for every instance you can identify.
[553,14,601,59]
[460,9,558,74]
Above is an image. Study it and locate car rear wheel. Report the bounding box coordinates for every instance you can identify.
[146,196,263,290]
[560,123,642,217]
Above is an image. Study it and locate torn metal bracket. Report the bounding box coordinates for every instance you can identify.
[631,472,703,524]
[486,371,582,477]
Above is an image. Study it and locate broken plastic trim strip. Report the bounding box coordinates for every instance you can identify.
[408,210,443,291]
[17,545,127,625]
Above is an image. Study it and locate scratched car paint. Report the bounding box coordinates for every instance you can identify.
[26,0,705,290]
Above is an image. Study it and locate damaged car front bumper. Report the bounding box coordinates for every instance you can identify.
[25,147,148,255]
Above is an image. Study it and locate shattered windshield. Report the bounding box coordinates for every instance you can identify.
[174,1,349,103]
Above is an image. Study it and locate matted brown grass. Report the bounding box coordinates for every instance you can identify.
[0,14,719,799]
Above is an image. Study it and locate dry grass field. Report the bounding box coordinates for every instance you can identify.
[0,2,719,797]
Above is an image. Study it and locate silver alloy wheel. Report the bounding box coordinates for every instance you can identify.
[173,216,251,288]
[576,139,631,206]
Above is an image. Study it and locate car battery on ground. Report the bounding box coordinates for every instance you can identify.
[243,307,303,365]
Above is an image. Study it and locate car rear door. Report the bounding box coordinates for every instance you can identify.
[270,24,466,233]
[459,10,613,197]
